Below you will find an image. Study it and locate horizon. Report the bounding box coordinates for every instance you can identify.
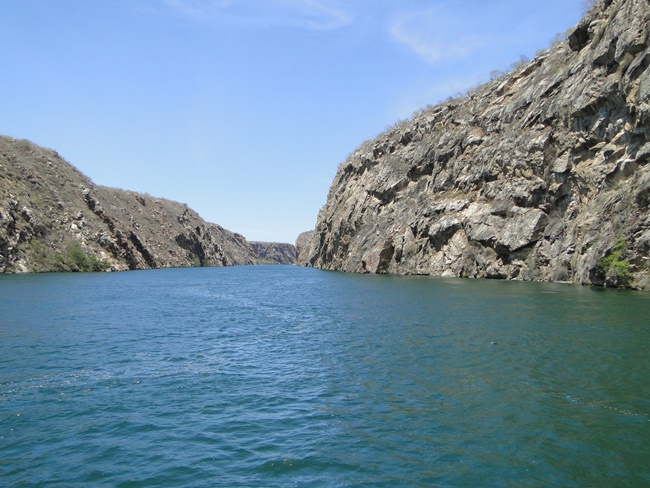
[1,0,586,244]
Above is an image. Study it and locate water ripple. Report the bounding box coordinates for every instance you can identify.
[1,267,649,486]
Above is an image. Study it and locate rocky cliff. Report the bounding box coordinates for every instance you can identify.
[249,241,297,264]
[300,0,650,289]
[0,136,264,272]
[295,230,315,266]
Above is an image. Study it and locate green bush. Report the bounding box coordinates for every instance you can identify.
[53,241,108,272]
[27,239,56,272]
[595,235,633,288]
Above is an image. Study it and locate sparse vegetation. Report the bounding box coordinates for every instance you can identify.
[509,54,531,71]
[385,118,408,133]
[552,31,569,47]
[53,241,108,272]
[27,239,55,271]
[490,69,506,80]
[595,235,633,288]
[582,0,600,14]
[27,238,108,272]
[1,136,262,273]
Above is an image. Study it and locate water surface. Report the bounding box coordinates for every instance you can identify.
[1,266,649,486]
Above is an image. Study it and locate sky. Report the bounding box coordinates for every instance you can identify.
[0,0,586,243]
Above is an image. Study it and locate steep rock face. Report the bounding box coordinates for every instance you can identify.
[0,136,259,272]
[302,0,650,289]
[249,241,296,264]
[295,230,315,265]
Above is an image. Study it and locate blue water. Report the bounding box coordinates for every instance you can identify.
[1,266,649,486]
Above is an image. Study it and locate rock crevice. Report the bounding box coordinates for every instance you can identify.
[0,137,295,272]
[299,0,650,289]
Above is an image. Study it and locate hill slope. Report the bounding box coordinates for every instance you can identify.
[299,0,650,289]
[0,136,264,272]
[249,241,297,264]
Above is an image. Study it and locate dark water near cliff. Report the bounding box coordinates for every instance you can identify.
[1,266,649,487]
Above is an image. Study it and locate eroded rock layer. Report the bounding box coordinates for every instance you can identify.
[301,0,650,289]
[0,136,259,272]
[249,241,297,264]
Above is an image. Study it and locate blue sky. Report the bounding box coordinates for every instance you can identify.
[1,0,585,243]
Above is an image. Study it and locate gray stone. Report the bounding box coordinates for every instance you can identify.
[300,0,650,289]
[0,136,270,272]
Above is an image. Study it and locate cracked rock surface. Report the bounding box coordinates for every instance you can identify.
[299,0,650,289]
[0,136,264,272]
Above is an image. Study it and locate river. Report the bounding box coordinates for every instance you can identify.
[1,266,648,486]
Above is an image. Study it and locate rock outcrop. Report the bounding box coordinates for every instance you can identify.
[249,241,296,264]
[0,136,260,272]
[295,231,315,265]
[300,0,650,289]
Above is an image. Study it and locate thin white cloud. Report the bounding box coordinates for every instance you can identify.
[164,0,351,30]
[389,2,525,65]
[390,7,485,64]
